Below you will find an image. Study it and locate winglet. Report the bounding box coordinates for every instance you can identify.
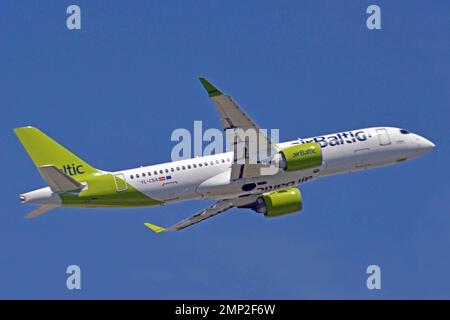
[144,222,167,234]
[199,77,223,97]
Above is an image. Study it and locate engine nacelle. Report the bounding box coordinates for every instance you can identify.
[254,188,303,218]
[277,142,322,172]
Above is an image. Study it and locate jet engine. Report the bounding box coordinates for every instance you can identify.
[252,188,303,217]
[274,142,323,172]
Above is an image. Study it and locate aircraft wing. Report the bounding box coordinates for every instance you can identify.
[144,195,259,233]
[199,78,278,180]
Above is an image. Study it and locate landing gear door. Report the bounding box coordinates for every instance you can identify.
[353,148,371,168]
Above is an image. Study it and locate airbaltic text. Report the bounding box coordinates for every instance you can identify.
[299,130,370,148]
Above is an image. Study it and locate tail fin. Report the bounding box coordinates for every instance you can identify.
[14,126,100,182]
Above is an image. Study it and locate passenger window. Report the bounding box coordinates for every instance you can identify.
[130,175,134,179]
[210,161,214,165]
[159,170,163,174]
[176,167,180,171]
[165,169,169,173]
[221,159,225,163]
[193,164,197,168]
[171,168,174,172]
[204,162,208,166]
[142,173,146,177]
[226,158,231,162]
[182,166,186,170]
[154,171,158,175]
[215,160,219,164]
[136,174,140,178]
[148,172,152,176]
[199,163,202,167]
[187,165,191,169]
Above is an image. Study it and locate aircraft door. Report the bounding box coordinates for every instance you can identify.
[377,128,391,146]
[113,173,128,192]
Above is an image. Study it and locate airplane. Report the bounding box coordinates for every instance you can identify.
[15,77,435,233]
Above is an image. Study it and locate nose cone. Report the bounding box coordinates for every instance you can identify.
[417,135,435,153]
[419,136,435,152]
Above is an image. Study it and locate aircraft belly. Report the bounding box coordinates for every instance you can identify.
[196,170,245,198]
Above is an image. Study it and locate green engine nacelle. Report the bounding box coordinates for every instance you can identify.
[255,188,303,218]
[279,142,322,172]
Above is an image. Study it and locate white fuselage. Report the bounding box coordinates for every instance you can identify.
[117,127,434,204]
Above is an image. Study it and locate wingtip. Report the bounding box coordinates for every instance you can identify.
[198,77,223,97]
[14,126,36,134]
[144,222,166,234]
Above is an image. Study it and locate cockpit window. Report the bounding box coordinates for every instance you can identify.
[399,129,410,134]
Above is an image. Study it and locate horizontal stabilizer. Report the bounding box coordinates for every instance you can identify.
[38,165,83,193]
[25,205,56,219]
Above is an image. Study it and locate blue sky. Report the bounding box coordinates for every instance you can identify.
[0,1,449,299]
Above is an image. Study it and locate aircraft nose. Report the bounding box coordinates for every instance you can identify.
[418,136,435,152]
